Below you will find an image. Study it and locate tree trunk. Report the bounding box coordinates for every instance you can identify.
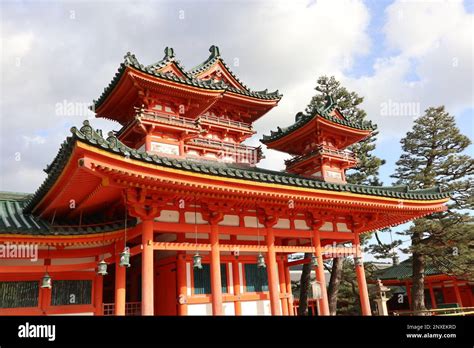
[327,257,343,315]
[411,232,426,312]
[297,253,312,316]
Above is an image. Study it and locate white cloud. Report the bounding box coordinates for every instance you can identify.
[344,0,473,142]
[1,30,34,63]
[22,135,46,147]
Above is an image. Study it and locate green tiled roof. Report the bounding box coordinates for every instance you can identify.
[261,96,375,144]
[23,120,450,216]
[188,45,250,91]
[0,192,134,236]
[189,45,282,100]
[93,46,282,110]
[372,259,445,280]
[146,46,192,79]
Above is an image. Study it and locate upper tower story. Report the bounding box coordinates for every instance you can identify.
[261,96,375,183]
[92,46,282,165]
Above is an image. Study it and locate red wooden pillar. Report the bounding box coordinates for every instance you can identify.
[285,265,294,315]
[179,140,185,156]
[232,260,242,315]
[453,280,463,307]
[115,241,126,316]
[266,227,281,315]
[312,228,330,316]
[141,219,154,315]
[145,134,152,152]
[354,233,371,316]
[277,256,289,315]
[441,282,446,304]
[428,282,437,309]
[94,274,104,315]
[210,223,223,315]
[177,252,187,316]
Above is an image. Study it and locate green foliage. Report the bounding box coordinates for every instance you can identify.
[365,228,403,261]
[392,106,474,282]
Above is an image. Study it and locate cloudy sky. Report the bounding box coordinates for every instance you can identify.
[1,0,473,259]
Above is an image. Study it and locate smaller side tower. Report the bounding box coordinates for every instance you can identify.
[261,96,374,183]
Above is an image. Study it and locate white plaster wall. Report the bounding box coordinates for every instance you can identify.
[156,210,179,223]
[294,219,310,230]
[320,222,333,232]
[241,300,272,315]
[185,212,206,224]
[187,303,212,315]
[274,219,290,229]
[336,223,351,232]
[223,302,235,316]
[244,216,264,228]
[219,215,239,226]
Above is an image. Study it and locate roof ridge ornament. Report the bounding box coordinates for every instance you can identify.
[164,47,175,60]
[209,45,220,58]
[124,52,139,66]
[295,111,305,122]
[322,95,336,114]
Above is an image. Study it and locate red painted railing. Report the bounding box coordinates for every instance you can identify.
[189,138,257,154]
[285,145,357,167]
[198,114,253,132]
[139,112,196,128]
[138,110,253,133]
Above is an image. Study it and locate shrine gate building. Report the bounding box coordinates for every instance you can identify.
[0,46,449,316]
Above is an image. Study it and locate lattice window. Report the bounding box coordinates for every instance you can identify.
[193,264,227,295]
[244,264,268,292]
[0,281,39,308]
[51,280,92,306]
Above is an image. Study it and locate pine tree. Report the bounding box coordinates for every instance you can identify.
[365,227,403,264]
[391,106,474,311]
[298,76,385,315]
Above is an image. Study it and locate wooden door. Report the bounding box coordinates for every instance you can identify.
[154,262,177,315]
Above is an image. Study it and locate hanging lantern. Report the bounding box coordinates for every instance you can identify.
[310,253,318,267]
[257,253,266,268]
[41,272,52,289]
[193,253,202,269]
[120,247,131,268]
[97,259,108,276]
